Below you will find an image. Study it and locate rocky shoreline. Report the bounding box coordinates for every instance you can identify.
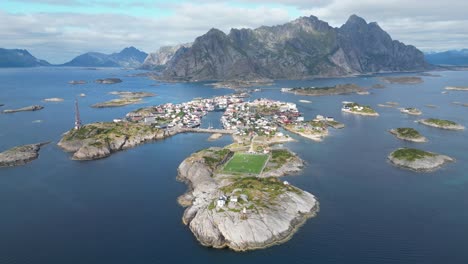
[389,128,427,143]
[283,83,365,96]
[0,142,49,167]
[417,119,465,130]
[445,86,468,91]
[388,148,453,172]
[57,122,175,160]
[95,78,122,84]
[342,108,379,116]
[176,147,319,251]
[3,105,44,113]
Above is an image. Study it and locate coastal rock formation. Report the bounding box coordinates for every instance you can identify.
[161,15,428,81]
[445,86,468,91]
[177,147,318,251]
[95,78,122,84]
[388,148,453,172]
[140,43,192,70]
[57,122,170,160]
[389,128,427,143]
[417,119,465,130]
[400,107,422,115]
[3,105,44,113]
[0,142,49,167]
[108,91,156,98]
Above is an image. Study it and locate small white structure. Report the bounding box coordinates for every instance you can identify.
[283,181,290,186]
[217,195,227,207]
[243,207,247,214]
[297,116,305,122]
[316,115,324,120]
[230,196,238,203]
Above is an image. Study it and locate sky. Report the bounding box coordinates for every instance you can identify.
[1,0,467,64]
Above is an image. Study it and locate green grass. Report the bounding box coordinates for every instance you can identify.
[391,148,435,161]
[425,118,457,126]
[395,128,423,138]
[222,153,269,174]
[220,177,301,208]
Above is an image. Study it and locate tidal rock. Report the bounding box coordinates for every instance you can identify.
[3,105,44,113]
[388,148,453,172]
[0,142,49,167]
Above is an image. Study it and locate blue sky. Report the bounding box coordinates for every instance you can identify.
[1,0,467,63]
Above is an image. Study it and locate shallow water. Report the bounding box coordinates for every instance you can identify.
[0,67,467,264]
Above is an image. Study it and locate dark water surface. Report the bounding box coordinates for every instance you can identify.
[0,67,467,264]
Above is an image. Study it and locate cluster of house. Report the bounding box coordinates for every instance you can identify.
[221,98,301,136]
[125,95,245,128]
[342,102,364,112]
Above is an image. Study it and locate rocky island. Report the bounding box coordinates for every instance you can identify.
[342,102,379,116]
[400,107,422,115]
[0,142,49,167]
[281,84,366,96]
[95,78,122,84]
[381,76,423,84]
[3,105,44,113]
[43,98,64,102]
[417,118,465,130]
[177,146,318,251]
[69,80,86,85]
[58,122,167,160]
[389,128,427,143]
[445,86,468,91]
[108,91,155,98]
[388,148,453,172]
[92,98,142,108]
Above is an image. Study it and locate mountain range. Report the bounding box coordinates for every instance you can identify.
[0,48,50,67]
[61,47,147,68]
[425,49,468,66]
[151,15,429,81]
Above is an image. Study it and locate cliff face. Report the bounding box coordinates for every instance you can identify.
[161,15,428,81]
[140,43,192,70]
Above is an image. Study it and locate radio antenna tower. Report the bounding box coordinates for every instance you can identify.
[74,98,82,130]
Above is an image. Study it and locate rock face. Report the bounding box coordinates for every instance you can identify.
[0,142,49,167]
[57,122,171,160]
[62,47,147,68]
[3,105,44,113]
[177,148,318,251]
[0,48,50,67]
[388,148,453,172]
[162,15,428,81]
[140,43,192,70]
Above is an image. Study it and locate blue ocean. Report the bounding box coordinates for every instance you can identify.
[0,67,467,264]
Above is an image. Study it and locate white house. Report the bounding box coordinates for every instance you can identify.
[230,196,238,203]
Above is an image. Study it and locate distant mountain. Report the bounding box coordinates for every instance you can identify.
[140,43,192,70]
[62,47,147,68]
[161,15,428,81]
[425,49,468,65]
[0,48,50,67]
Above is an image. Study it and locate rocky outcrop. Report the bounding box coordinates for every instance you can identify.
[95,78,122,84]
[417,119,465,130]
[389,128,427,143]
[3,105,44,113]
[388,148,453,172]
[162,15,428,81]
[177,148,318,251]
[0,142,49,167]
[57,122,172,160]
[140,43,192,70]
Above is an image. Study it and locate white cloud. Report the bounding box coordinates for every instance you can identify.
[1,0,467,63]
[0,3,291,63]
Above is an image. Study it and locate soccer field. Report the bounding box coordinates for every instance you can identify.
[222,153,269,174]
